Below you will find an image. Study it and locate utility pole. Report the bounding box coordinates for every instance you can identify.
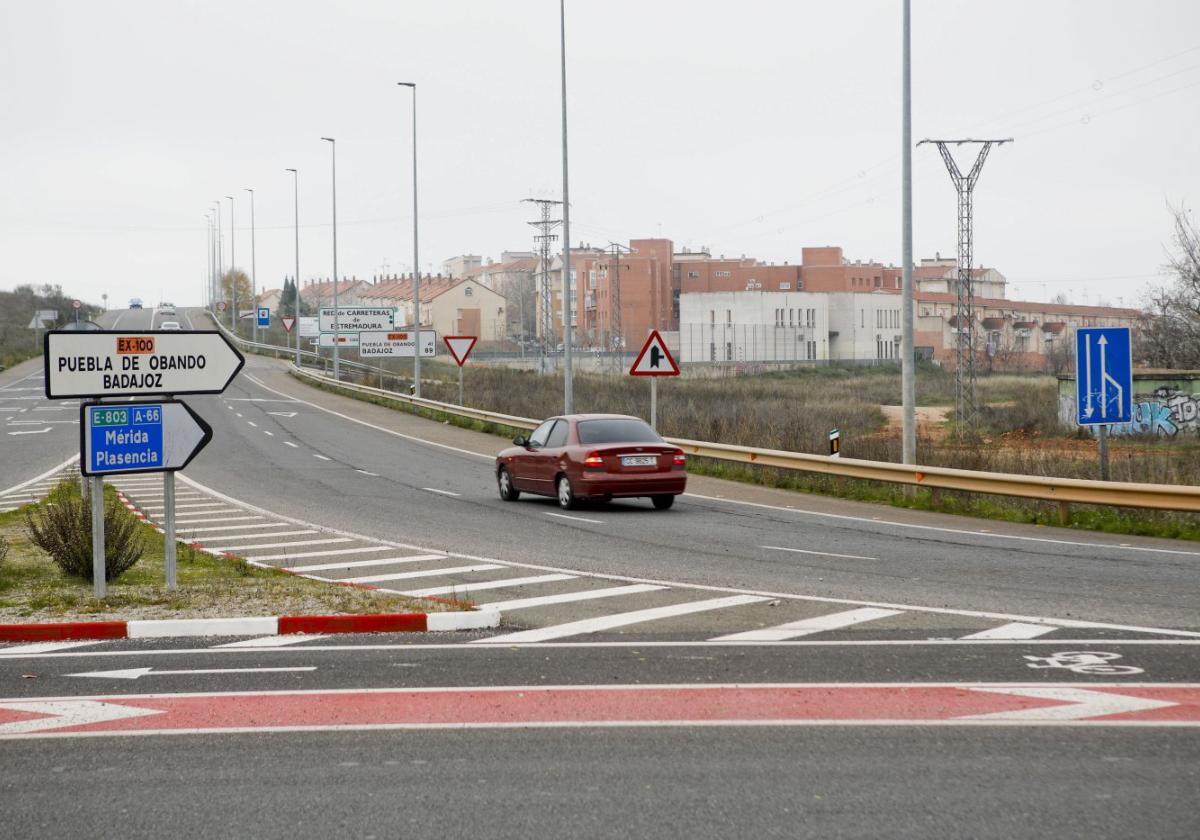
[559,0,574,414]
[900,0,916,466]
[524,198,563,375]
[606,241,632,372]
[919,137,1011,433]
[214,201,223,314]
[225,195,236,335]
[321,137,339,380]
[397,82,421,398]
[286,168,300,366]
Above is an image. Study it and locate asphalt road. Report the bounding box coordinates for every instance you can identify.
[3,307,1199,838]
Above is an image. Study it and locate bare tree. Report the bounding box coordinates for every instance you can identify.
[1138,204,1200,368]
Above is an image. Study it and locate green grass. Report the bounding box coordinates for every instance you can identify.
[0,486,465,621]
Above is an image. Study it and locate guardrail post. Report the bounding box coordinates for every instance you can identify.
[1057,501,1071,526]
[930,487,942,509]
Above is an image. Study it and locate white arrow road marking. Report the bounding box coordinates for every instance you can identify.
[68,666,317,680]
[7,427,52,435]
[963,687,1178,721]
[0,700,163,734]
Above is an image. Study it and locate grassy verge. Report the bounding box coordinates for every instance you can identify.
[0,484,463,622]
[293,369,1200,543]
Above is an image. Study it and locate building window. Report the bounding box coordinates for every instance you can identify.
[464,286,473,297]
[715,270,731,278]
[726,310,732,324]
[725,342,733,361]
[688,271,700,279]
[789,309,794,326]
[779,282,791,290]
[710,310,715,325]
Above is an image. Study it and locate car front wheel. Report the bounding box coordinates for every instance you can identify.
[557,474,578,510]
[497,467,520,501]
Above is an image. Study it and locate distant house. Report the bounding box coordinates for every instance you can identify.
[358,275,507,342]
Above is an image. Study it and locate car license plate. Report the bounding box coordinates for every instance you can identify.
[621,455,657,467]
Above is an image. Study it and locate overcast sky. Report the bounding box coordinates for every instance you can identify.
[2,1,1198,310]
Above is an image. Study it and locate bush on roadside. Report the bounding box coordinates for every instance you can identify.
[23,483,145,583]
[0,533,9,566]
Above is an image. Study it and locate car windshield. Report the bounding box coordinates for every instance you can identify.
[577,419,662,445]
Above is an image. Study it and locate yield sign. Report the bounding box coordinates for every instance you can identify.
[443,335,478,367]
[280,316,296,333]
[629,330,679,376]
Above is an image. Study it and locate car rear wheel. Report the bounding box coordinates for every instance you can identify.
[556,474,578,510]
[497,467,520,501]
[651,494,675,510]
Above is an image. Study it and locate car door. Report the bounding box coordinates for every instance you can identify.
[535,419,571,489]
[513,419,556,492]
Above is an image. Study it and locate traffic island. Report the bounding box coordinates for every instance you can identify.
[0,484,497,639]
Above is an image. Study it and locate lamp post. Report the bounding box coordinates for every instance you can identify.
[397,82,421,398]
[213,201,222,315]
[245,188,257,343]
[321,137,339,380]
[226,195,236,334]
[900,0,916,466]
[286,168,301,366]
[559,0,574,414]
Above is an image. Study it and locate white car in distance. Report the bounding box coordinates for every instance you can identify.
[160,321,181,331]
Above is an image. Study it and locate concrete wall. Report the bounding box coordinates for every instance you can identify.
[1057,373,1200,437]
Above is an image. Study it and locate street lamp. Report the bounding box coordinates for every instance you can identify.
[286,168,301,366]
[245,188,257,342]
[225,195,236,335]
[213,201,222,315]
[321,137,339,380]
[398,82,421,398]
[558,0,574,414]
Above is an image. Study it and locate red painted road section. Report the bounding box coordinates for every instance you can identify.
[2,684,1199,737]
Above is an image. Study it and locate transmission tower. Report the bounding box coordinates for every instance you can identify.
[523,198,563,374]
[605,242,632,371]
[919,138,1011,431]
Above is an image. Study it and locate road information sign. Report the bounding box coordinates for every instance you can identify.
[299,317,319,337]
[1075,327,1132,425]
[318,333,359,348]
[629,330,680,376]
[44,330,244,399]
[319,307,396,333]
[257,307,270,327]
[81,400,212,476]
[358,330,437,357]
[443,336,478,367]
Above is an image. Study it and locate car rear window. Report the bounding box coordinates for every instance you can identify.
[577,419,662,445]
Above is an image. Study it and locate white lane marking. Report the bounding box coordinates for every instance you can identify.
[339,563,502,584]
[687,493,1200,558]
[313,454,331,461]
[248,545,395,562]
[30,406,74,412]
[141,503,235,511]
[7,428,52,435]
[963,686,1178,721]
[545,512,604,524]
[710,607,904,642]
[422,487,461,497]
[172,516,264,525]
[761,544,878,561]
[0,456,79,498]
[0,700,162,735]
[263,430,274,437]
[267,411,298,417]
[481,584,668,612]
[284,441,299,448]
[0,640,106,656]
[216,635,330,648]
[355,469,379,476]
[403,573,576,597]
[227,398,300,403]
[177,472,1200,639]
[246,421,258,428]
[243,372,496,462]
[212,537,353,553]
[960,622,1059,640]
[284,554,446,573]
[235,413,243,418]
[180,523,297,534]
[197,528,317,539]
[474,595,770,644]
[7,419,77,425]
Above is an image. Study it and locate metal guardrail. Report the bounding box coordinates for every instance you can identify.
[203,311,1200,517]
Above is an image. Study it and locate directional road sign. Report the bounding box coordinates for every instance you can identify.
[280,316,296,333]
[80,400,212,476]
[358,330,436,357]
[443,336,478,367]
[1075,327,1132,425]
[629,330,680,376]
[298,316,319,336]
[44,330,245,399]
[319,307,396,333]
[257,307,270,327]
[318,333,359,348]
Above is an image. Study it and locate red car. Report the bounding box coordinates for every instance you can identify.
[495,414,687,510]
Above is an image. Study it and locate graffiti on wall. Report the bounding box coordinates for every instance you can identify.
[1059,386,1200,437]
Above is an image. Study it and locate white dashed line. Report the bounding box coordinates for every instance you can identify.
[545,512,603,525]
[313,454,331,461]
[422,488,461,497]
[284,442,299,448]
[355,469,379,476]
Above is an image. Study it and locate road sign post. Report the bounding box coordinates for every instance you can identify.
[1075,327,1131,481]
[257,307,270,329]
[629,330,680,431]
[91,475,105,598]
[444,336,478,406]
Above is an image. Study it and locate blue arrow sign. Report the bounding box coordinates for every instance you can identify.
[1075,327,1132,425]
[81,400,212,475]
[257,307,270,328]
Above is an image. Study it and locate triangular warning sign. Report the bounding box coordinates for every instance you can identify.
[280,316,296,333]
[443,335,478,367]
[629,330,680,376]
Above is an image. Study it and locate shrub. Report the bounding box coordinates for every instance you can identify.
[24,483,145,583]
[0,533,8,566]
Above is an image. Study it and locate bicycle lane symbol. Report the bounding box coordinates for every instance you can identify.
[1024,651,1143,676]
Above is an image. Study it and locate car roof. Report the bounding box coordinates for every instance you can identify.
[551,414,645,422]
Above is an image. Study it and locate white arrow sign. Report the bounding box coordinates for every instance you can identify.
[81,400,212,476]
[0,700,163,735]
[45,330,244,399]
[67,666,317,680]
[963,686,1178,721]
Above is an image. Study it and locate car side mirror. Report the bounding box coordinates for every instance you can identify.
[513,435,528,448]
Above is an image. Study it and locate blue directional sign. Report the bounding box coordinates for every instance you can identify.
[257,307,270,328]
[1075,327,1132,426]
[81,400,212,476]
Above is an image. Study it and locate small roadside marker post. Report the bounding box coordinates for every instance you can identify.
[443,336,479,405]
[829,428,841,458]
[629,330,680,431]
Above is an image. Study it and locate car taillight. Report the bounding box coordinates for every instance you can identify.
[583,452,605,468]
[673,449,686,468]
